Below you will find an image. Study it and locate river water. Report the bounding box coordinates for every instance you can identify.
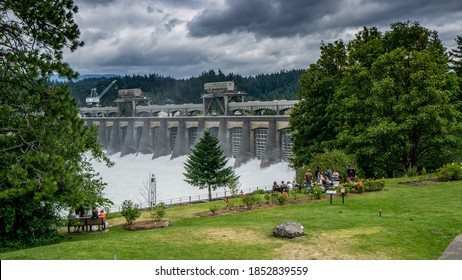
[91,153,295,210]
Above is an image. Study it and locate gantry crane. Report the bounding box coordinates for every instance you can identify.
[85,80,117,107]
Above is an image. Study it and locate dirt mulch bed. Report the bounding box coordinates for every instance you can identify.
[123,220,172,231]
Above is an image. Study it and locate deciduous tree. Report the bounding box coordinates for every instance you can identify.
[290,21,462,177]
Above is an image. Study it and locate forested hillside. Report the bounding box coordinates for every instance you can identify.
[63,69,304,107]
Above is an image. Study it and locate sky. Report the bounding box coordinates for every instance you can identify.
[64,0,462,79]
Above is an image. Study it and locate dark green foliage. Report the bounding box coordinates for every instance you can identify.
[289,40,347,166]
[0,199,62,249]
[295,149,357,183]
[449,35,462,77]
[290,21,462,177]
[1,0,111,249]
[63,69,304,107]
[183,130,239,201]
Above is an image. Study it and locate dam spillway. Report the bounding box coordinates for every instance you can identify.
[85,115,293,168]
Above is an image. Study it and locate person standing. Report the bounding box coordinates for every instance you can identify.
[326,167,332,181]
[314,167,320,183]
[304,169,313,189]
[347,165,356,181]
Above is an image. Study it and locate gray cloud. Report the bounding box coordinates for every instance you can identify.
[188,0,340,38]
[65,0,462,78]
[187,0,462,39]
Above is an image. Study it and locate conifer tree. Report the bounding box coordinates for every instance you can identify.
[449,35,462,77]
[183,130,239,201]
[1,0,111,249]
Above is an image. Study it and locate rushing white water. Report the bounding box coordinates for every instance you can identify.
[91,153,296,210]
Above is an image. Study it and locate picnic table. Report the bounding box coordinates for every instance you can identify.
[68,216,106,233]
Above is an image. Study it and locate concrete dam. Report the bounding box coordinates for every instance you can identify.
[80,81,297,168]
[85,115,293,168]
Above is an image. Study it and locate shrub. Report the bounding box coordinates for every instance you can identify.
[406,166,419,182]
[242,193,262,208]
[277,192,289,205]
[346,179,365,193]
[209,205,219,214]
[224,197,236,209]
[311,185,323,199]
[151,202,166,222]
[363,179,385,192]
[355,180,365,193]
[253,193,263,206]
[271,191,279,203]
[264,193,271,204]
[289,188,299,200]
[242,194,257,209]
[438,163,462,181]
[252,189,266,195]
[121,200,141,225]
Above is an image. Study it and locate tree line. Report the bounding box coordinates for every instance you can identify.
[62,69,304,107]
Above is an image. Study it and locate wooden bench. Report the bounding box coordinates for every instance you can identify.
[68,217,106,233]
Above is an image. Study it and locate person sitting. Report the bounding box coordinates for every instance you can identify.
[98,209,108,229]
[91,206,98,219]
[280,181,287,192]
[272,181,280,192]
[286,181,293,191]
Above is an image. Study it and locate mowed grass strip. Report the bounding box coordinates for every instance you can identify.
[0,178,461,260]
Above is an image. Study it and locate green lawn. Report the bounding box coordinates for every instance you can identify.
[1,178,461,260]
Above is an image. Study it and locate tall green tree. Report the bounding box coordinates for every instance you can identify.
[290,21,462,177]
[449,35,462,77]
[289,40,347,167]
[1,0,111,248]
[183,130,239,201]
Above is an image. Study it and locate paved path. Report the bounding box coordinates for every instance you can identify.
[439,234,462,260]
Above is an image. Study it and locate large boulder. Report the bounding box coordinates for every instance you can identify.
[273,222,305,238]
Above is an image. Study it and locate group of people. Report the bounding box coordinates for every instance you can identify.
[272,180,298,192]
[70,206,108,232]
[304,166,342,189]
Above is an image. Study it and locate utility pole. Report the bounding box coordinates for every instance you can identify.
[150,173,157,207]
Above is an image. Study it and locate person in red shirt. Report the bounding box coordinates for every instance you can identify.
[98,209,108,228]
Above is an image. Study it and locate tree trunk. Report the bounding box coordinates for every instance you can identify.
[208,185,212,201]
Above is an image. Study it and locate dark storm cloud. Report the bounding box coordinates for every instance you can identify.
[188,0,339,38]
[65,0,462,78]
[188,0,462,38]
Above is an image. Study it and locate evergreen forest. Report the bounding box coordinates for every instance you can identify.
[61,69,304,107]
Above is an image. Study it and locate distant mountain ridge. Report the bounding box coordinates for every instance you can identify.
[50,73,121,82]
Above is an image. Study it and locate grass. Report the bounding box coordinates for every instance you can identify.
[0,177,461,260]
